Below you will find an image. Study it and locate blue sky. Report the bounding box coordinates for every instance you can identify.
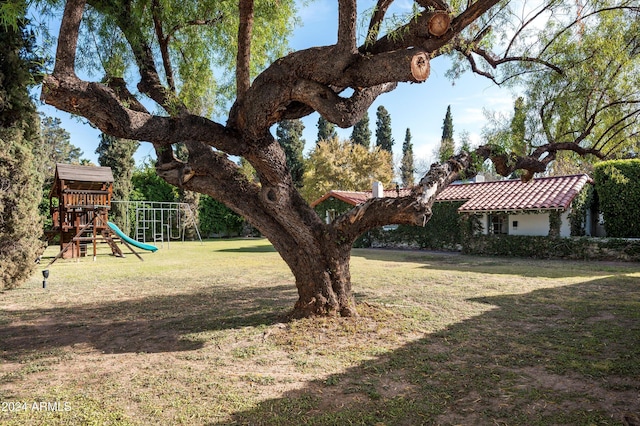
[37,0,517,172]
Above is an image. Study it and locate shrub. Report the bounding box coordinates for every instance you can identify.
[0,128,46,289]
[199,195,245,237]
[355,201,465,250]
[593,159,640,238]
[462,235,640,262]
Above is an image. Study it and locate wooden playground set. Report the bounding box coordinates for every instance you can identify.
[45,163,157,266]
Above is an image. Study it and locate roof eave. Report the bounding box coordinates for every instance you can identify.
[458,207,568,214]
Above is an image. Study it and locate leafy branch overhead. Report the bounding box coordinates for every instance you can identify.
[40,0,640,317]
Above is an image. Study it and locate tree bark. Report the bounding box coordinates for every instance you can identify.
[278,237,357,318]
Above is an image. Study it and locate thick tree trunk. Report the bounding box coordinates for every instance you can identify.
[277,239,356,318]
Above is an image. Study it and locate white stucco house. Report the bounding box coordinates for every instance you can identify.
[436,174,593,237]
[312,174,594,238]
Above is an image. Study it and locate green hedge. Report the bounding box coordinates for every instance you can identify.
[199,195,245,237]
[463,235,640,261]
[355,201,465,250]
[594,159,640,238]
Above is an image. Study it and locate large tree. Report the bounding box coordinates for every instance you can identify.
[41,0,640,317]
[437,105,455,163]
[316,116,337,144]
[276,119,305,188]
[375,105,393,153]
[481,5,640,180]
[0,4,46,289]
[350,113,372,149]
[41,115,83,175]
[400,128,415,187]
[96,133,139,232]
[302,136,394,202]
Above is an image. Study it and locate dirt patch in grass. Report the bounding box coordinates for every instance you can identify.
[1,241,639,425]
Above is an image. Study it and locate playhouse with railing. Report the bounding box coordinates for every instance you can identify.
[47,163,116,259]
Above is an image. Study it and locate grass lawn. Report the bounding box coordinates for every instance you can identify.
[1,238,639,425]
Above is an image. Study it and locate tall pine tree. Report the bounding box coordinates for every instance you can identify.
[41,115,83,174]
[350,113,371,149]
[400,128,415,187]
[438,105,455,162]
[0,7,46,289]
[510,97,527,157]
[96,133,139,233]
[375,105,394,153]
[276,119,305,188]
[316,116,337,145]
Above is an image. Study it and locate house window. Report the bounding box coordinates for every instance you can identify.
[488,214,508,235]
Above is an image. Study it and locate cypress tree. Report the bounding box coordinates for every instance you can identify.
[350,113,371,149]
[0,9,46,289]
[438,105,455,162]
[96,133,139,233]
[375,105,393,153]
[276,119,306,188]
[510,97,527,156]
[316,116,337,145]
[400,128,415,187]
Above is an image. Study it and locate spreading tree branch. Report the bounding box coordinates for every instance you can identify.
[237,0,254,102]
[52,0,84,76]
[337,0,357,51]
[291,80,397,128]
[334,151,475,241]
[365,0,393,48]
[151,0,175,93]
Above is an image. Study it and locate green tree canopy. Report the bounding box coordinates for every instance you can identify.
[72,0,297,114]
[316,116,337,145]
[375,105,393,153]
[0,7,46,289]
[41,115,84,177]
[131,162,178,202]
[302,137,394,202]
[96,133,139,231]
[438,105,455,163]
[276,119,305,188]
[481,6,640,179]
[351,113,372,149]
[400,128,415,187]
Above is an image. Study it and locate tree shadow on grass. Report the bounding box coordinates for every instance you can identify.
[226,274,640,425]
[352,248,638,279]
[0,284,296,357]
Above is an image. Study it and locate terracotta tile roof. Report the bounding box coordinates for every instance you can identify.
[310,188,413,207]
[439,174,592,212]
[311,174,592,213]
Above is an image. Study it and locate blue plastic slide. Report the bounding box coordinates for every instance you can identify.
[107,222,158,252]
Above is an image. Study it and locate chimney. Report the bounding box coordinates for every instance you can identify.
[372,181,384,198]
